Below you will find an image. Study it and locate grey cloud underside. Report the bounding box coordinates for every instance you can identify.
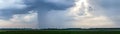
[97,0,120,16]
[0,0,74,28]
[0,0,120,28]
[39,0,120,28]
[0,0,73,19]
[94,0,120,28]
[89,0,120,17]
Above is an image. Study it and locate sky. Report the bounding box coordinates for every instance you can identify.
[0,0,120,29]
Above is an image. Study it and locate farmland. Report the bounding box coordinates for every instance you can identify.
[0,30,120,34]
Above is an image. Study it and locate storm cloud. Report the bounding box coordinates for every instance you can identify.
[0,0,120,29]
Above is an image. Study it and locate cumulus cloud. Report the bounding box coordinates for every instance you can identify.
[45,10,115,28]
[0,11,38,28]
[0,0,120,29]
[43,0,116,28]
[0,0,30,19]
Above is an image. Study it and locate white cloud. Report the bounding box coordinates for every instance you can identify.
[0,11,38,29]
[44,0,115,28]
[45,10,115,28]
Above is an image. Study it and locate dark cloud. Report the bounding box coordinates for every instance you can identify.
[0,0,74,28]
[1,0,120,28]
[0,0,73,19]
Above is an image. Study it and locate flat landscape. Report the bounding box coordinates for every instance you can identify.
[0,30,120,34]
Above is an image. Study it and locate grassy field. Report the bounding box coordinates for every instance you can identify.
[0,30,120,34]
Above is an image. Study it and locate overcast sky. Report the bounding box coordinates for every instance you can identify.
[0,0,120,29]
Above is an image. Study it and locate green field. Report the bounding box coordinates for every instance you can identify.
[0,30,120,34]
